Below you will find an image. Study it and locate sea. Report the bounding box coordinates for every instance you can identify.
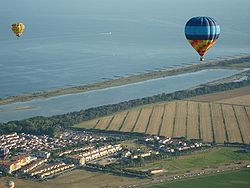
[0,0,250,121]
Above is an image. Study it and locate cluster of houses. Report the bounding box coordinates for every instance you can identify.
[69,144,123,165]
[58,146,94,157]
[0,133,20,149]
[0,132,72,152]
[28,161,75,179]
[0,131,207,182]
[0,131,120,180]
[0,155,36,174]
[0,153,76,179]
[122,149,159,159]
[60,130,108,143]
[0,131,109,153]
[21,158,48,173]
[144,136,203,153]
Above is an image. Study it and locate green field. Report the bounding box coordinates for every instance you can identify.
[141,169,250,188]
[129,148,250,174]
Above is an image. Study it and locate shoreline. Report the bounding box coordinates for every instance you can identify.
[1,54,249,106]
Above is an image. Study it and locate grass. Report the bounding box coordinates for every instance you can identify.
[0,169,143,188]
[129,148,250,174]
[141,169,250,188]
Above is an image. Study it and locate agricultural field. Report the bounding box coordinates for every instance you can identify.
[133,107,153,133]
[199,103,213,142]
[75,89,250,144]
[141,169,250,188]
[130,147,250,174]
[186,102,199,140]
[94,115,113,130]
[146,104,165,135]
[106,111,128,131]
[173,101,188,138]
[188,86,250,104]
[120,110,141,132]
[218,94,250,106]
[159,102,176,137]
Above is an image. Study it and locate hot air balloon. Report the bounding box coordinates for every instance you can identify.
[185,17,220,61]
[11,23,25,38]
[6,180,15,188]
[0,148,9,159]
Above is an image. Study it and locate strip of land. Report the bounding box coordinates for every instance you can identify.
[1,54,249,105]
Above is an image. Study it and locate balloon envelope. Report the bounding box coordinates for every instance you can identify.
[11,23,25,37]
[185,17,220,60]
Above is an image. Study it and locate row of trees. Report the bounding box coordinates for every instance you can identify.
[0,77,249,137]
[85,163,151,178]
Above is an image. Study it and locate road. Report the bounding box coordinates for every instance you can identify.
[120,161,250,188]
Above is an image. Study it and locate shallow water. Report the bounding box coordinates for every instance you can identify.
[0,69,242,122]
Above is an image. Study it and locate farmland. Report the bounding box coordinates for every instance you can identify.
[131,147,250,174]
[75,90,250,144]
[146,104,165,135]
[218,94,250,106]
[106,111,128,131]
[141,169,250,188]
[159,102,176,137]
[189,86,250,103]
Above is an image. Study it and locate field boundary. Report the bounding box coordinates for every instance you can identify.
[75,100,250,144]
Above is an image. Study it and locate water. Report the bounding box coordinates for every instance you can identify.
[0,69,242,122]
[0,0,250,98]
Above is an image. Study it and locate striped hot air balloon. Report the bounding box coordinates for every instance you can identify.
[185,17,220,61]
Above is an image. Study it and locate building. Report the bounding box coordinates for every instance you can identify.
[68,144,122,166]
[0,155,33,174]
[36,152,51,159]
[149,169,164,174]
[21,158,48,173]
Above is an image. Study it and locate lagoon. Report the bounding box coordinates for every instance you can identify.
[0,69,242,122]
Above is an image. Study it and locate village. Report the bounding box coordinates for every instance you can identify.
[0,130,206,181]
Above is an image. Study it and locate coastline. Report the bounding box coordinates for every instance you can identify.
[1,54,249,106]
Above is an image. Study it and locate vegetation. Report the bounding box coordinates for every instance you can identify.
[141,169,250,188]
[85,163,151,178]
[0,169,144,188]
[129,147,250,173]
[1,79,250,137]
[75,100,250,144]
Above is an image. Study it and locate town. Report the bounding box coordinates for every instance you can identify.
[0,130,206,181]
